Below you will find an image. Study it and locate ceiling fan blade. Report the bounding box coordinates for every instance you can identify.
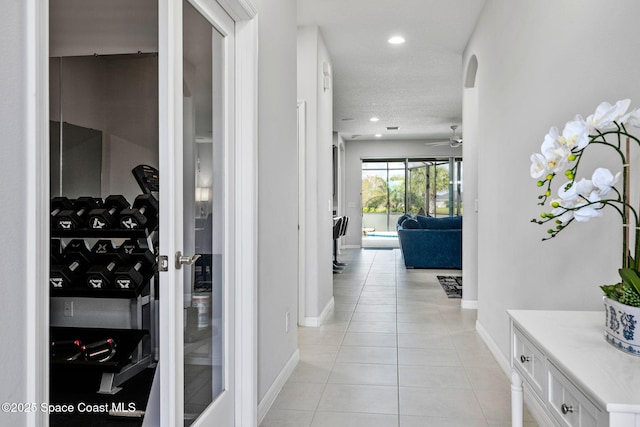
[424,140,461,147]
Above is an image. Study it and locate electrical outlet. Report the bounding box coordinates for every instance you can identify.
[63,301,73,317]
[285,311,290,333]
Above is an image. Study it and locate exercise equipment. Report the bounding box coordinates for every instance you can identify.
[82,338,117,362]
[85,240,119,289]
[51,239,64,265]
[88,195,130,229]
[132,164,159,195]
[50,197,74,227]
[50,339,83,361]
[50,239,93,288]
[85,239,142,289]
[55,197,103,229]
[119,194,158,230]
[113,250,156,290]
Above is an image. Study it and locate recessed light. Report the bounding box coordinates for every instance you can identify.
[369,117,380,122]
[375,134,382,138]
[388,36,405,45]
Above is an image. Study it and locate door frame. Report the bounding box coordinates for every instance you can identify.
[28,0,258,425]
[159,0,257,425]
[26,0,50,425]
[297,100,306,326]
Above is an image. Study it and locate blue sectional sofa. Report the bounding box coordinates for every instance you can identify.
[396,215,462,269]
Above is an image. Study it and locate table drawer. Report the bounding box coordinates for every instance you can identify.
[548,363,599,427]
[513,327,546,399]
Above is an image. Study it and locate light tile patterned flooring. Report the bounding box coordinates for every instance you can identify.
[260,249,539,427]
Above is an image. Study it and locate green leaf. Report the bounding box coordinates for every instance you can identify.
[601,284,620,299]
[627,252,637,270]
[619,268,640,295]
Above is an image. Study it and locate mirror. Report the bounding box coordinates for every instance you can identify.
[49,54,158,201]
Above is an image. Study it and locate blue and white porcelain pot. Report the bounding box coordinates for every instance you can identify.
[604,296,640,356]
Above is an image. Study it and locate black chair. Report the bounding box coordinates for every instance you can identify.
[333,216,350,273]
[333,216,345,274]
[334,216,349,267]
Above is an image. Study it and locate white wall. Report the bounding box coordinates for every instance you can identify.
[255,0,299,402]
[462,57,479,306]
[465,0,640,362]
[344,139,462,247]
[297,26,334,321]
[0,2,32,425]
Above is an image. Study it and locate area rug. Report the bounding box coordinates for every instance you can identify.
[437,276,462,298]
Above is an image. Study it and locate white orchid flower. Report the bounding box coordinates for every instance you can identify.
[591,168,621,196]
[530,153,547,179]
[558,178,594,202]
[541,127,571,172]
[573,191,603,222]
[586,99,631,132]
[558,116,589,150]
[621,106,640,128]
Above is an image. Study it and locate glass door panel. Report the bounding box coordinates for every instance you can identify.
[361,161,405,232]
[387,162,406,227]
[407,161,427,215]
[362,161,390,233]
[182,1,232,424]
[455,159,463,215]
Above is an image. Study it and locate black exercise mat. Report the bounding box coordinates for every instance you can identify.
[437,276,462,298]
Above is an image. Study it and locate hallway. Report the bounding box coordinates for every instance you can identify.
[260,249,538,426]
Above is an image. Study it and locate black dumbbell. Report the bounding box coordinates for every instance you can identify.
[56,197,103,229]
[91,239,118,260]
[119,194,158,230]
[87,195,130,229]
[113,250,156,290]
[50,197,74,227]
[85,239,141,289]
[85,240,118,289]
[50,239,93,288]
[51,239,64,265]
[51,339,83,361]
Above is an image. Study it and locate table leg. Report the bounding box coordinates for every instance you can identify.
[511,370,523,427]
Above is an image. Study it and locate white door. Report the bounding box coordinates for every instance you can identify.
[159,0,236,425]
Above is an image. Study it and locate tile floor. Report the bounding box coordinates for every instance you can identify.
[260,248,538,427]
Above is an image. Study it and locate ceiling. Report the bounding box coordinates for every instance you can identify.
[297,0,486,142]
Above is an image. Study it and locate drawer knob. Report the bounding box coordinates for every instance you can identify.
[561,403,574,414]
[520,355,531,363]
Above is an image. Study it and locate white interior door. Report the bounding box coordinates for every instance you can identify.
[159,0,235,425]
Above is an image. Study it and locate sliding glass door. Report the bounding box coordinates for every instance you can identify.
[363,157,463,223]
[407,158,463,217]
[361,161,406,233]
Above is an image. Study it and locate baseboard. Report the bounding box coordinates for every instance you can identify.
[475,319,510,377]
[461,299,478,310]
[257,348,300,424]
[475,320,554,427]
[299,297,335,327]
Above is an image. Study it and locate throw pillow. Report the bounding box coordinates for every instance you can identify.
[402,218,420,229]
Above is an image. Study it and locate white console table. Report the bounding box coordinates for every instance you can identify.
[508,310,640,427]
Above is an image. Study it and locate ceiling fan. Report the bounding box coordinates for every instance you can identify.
[424,125,463,148]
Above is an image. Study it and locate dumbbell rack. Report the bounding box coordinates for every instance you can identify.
[50,228,157,395]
